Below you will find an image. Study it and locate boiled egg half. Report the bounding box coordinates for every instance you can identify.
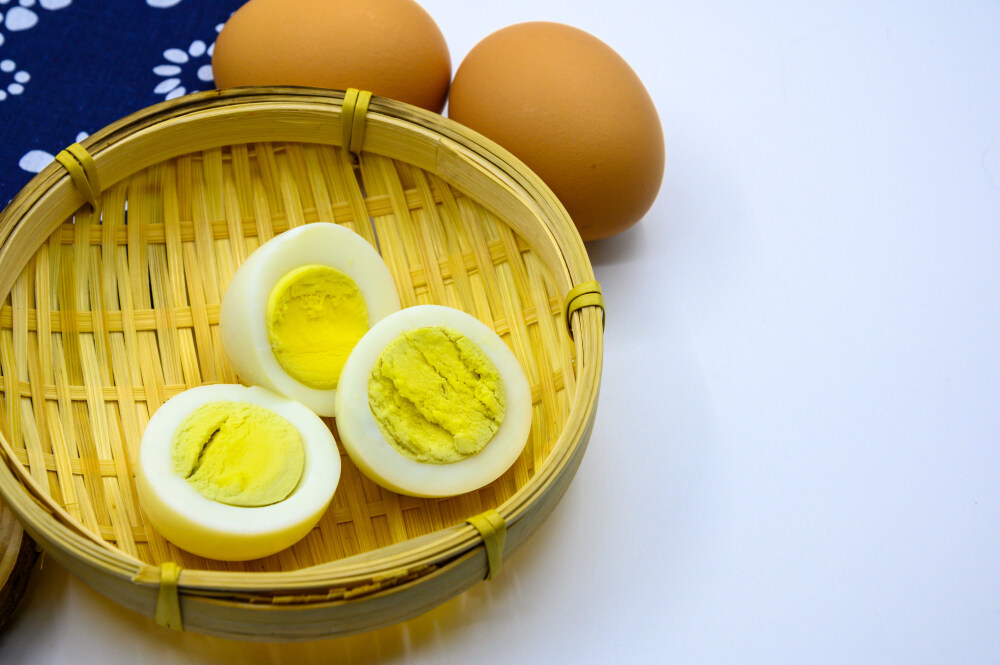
[136,384,341,560]
[221,223,400,416]
[335,305,532,497]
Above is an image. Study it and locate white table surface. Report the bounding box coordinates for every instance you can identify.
[4,1,1000,662]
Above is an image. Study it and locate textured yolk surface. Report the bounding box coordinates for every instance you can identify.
[171,401,304,507]
[267,265,368,390]
[368,326,506,464]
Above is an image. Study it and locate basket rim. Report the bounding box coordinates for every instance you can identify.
[0,87,604,597]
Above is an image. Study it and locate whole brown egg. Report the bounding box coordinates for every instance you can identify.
[212,0,451,113]
[449,22,664,241]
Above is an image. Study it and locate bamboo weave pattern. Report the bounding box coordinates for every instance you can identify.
[0,141,575,572]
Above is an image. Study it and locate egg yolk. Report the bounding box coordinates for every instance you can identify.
[368,326,506,464]
[171,401,304,507]
[266,265,368,389]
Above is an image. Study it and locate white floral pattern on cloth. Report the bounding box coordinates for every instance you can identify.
[146,0,182,7]
[0,0,73,49]
[18,130,89,173]
[0,57,30,101]
[153,22,220,101]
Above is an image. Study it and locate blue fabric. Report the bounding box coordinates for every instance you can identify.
[0,0,246,205]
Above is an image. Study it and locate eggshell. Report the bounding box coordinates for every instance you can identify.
[213,0,451,113]
[448,22,664,241]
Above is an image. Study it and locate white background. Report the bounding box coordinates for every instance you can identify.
[4,0,1000,662]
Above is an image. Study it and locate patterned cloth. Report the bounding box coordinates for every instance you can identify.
[0,0,246,205]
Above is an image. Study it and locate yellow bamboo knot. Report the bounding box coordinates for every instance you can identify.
[467,509,507,580]
[155,561,183,631]
[341,88,373,156]
[564,280,605,340]
[54,143,100,209]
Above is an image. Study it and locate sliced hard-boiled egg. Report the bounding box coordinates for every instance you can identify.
[136,384,341,561]
[335,305,532,498]
[220,223,400,416]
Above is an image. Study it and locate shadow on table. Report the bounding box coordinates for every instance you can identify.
[0,536,544,664]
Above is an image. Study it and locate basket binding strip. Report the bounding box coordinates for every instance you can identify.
[54,144,100,210]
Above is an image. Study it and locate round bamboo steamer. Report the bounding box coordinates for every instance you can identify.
[0,88,603,641]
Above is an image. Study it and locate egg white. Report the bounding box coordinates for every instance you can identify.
[135,384,341,561]
[334,305,532,498]
[220,223,400,416]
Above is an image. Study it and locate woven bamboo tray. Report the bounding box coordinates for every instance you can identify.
[0,87,603,641]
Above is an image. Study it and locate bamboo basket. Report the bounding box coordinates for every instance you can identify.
[0,87,603,641]
[1,493,37,627]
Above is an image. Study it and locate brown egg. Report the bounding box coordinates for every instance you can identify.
[212,0,451,113]
[449,22,664,241]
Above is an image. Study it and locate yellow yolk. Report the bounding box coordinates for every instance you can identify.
[266,265,369,390]
[171,401,304,507]
[367,326,506,464]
